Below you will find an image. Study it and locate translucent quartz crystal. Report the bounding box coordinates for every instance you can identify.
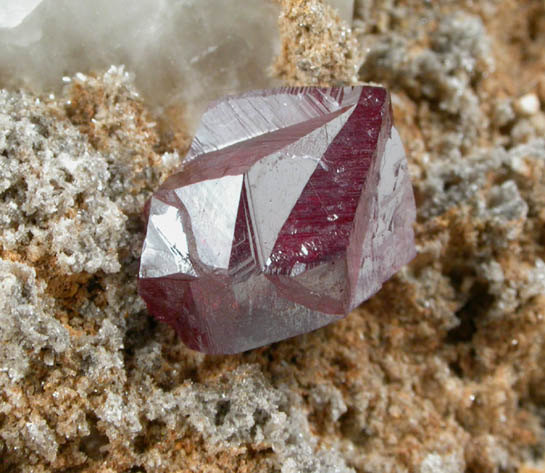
[138,86,416,354]
[0,0,42,28]
[0,0,351,116]
[0,0,279,120]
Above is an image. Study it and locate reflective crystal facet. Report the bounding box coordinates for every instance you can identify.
[138,86,416,354]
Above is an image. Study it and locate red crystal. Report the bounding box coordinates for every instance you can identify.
[138,86,416,354]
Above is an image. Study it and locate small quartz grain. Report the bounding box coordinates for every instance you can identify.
[514,93,541,117]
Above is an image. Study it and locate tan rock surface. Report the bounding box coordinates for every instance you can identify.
[1,1,545,472]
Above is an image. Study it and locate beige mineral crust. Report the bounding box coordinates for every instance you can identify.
[273,0,361,85]
[1,0,545,472]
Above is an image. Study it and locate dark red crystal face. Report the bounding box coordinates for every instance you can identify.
[138,86,416,354]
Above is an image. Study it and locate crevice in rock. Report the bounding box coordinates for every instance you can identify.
[253,407,270,427]
[339,407,369,447]
[124,467,146,473]
[134,419,166,454]
[79,413,109,461]
[446,280,494,344]
[215,400,231,426]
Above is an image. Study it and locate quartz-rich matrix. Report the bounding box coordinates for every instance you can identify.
[138,86,416,354]
[1,0,545,472]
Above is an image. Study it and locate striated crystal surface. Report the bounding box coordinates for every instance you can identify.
[138,86,416,354]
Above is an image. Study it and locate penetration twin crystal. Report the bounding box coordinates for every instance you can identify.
[138,86,416,354]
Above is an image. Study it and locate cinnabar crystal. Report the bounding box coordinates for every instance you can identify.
[138,86,416,354]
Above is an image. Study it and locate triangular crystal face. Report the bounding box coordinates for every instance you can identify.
[266,87,390,275]
[138,86,416,354]
[244,104,354,270]
[173,173,243,270]
[228,182,256,279]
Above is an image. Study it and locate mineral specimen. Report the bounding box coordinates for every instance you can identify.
[138,86,416,354]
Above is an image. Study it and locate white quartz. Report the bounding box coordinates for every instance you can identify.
[0,0,42,28]
[0,0,280,121]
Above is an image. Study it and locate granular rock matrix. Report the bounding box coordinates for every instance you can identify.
[1,0,545,472]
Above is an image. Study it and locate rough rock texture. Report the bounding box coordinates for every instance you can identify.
[1,0,545,472]
[274,0,361,85]
[139,86,416,354]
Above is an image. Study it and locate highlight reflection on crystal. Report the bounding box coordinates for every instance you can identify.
[138,86,416,354]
